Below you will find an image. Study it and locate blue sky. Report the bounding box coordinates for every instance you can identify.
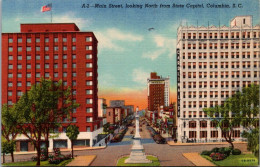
[2,0,259,106]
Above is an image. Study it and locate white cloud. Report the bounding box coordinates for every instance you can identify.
[99,74,116,87]
[95,28,143,52]
[52,12,91,30]
[132,68,150,85]
[142,34,176,60]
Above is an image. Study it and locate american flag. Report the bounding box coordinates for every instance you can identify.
[41,3,52,12]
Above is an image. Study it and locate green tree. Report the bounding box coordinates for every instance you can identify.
[242,129,259,157]
[1,139,16,163]
[66,125,79,158]
[204,84,259,149]
[17,78,79,166]
[1,104,21,162]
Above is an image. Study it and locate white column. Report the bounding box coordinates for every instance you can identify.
[68,139,72,149]
[207,120,211,142]
[49,138,54,151]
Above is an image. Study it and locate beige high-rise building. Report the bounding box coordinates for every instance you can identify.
[176,16,259,142]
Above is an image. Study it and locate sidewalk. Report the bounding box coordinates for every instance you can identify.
[66,155,96,166]
[183,152,215,166]
[168,141,247,146]
[13,146,106,155]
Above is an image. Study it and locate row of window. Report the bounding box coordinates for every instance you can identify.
[183,71,258,79]
[8,54,93,61]
[182,31,259,39]
[182,62,259,69]
[8,45,93,52]
[186,130,240,138]
[8,63,93,69]
[8,71,93,79]
[183,100,223,109]
[182,51,259,59]
[182,42,259,50]
[8,37,92,43]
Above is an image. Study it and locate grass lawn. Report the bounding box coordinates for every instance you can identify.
[117,156,160,166]
[202,154,259,166]
[2,159,73,166]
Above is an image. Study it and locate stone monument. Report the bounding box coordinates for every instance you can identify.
[125,107,151,163]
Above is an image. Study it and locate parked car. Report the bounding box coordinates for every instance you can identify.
[153,134,166,144]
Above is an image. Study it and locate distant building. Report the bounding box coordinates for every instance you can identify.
[2,23,101,151]
[147,72,170,111]
[110,100,125,107]
[98,98,107,125]
[176,16,259,142]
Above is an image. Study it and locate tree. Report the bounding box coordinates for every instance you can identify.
[242,129,259,157]
[66,125,79,158]
[17,78,79,166]
[2,139,16,163]
[1,104,21,162]
[204,84,259,149]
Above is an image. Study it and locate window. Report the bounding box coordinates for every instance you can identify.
[54,64,58,69]
[17,91,22,96]
[27,38,31,43]
[45,73,49,78]
[72,90,76,95]
[86,108,93,113]
[72,55,76,59]
[17,73,22,78]
[72,108,76,113]
[63,72,67,77]
[8,38,13,43]
[63,38,67,42]
[86,46,92,50]
[54,55,58,59]
[189,121,196,128]
[36,64,40,69]
[63,81,67,86]
[36,73,40,78]
[45,64,49,69]
[8,64,13,69]
[189,131,196,138]
[26,47,31,51]
[86,37,92,42]
[86,127,91,132]
[72,46,76,50]
[86,117,92,122]
[26,55,31,60]
[72,72,76,77]
[8,101,13,105]
[72,117,76,122]
[27,64,31,69]
[45,38,49,43]
[54,38,58,42]
[63,127,67,132]
[211,131,218,138]
[86,54,92,59]
[72,63,76,68]
[36,46,40,51]
[8,55,13,60]
[36,38,40,43]
[45,46,49,51]
[72,81,76,86]
[18,38,22,43]
[54,73,58,78]
[86,99,93,104]
[86,63,92,68]
[54,46,58,51]
[17,82,22,87]
[243,18,245,24]
[86,90,92,94]
[18,47,22,52]
[86,72,92,77]
[200,121,207,128]
[72,37,76,42]
[200,131,207,138]
[63,55,67,59]
[8,91,12,96]
[63,64,67,68]
[86,81,93,85]
[17,64,22,69]
[8,82,13,87]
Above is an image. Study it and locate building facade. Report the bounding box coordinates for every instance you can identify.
[147,72,170,111]
[176,16,259,142]
[110,100,125,107]
[2,23,102,150]
[98,98,107,125]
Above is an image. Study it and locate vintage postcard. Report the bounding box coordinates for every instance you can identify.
[1,0,259,166]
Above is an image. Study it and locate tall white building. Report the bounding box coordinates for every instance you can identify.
[176,16,259,142]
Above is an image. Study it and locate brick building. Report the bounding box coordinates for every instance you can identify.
[176,16,259,142]
[2,23,102,151]
[147,72,170,111]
